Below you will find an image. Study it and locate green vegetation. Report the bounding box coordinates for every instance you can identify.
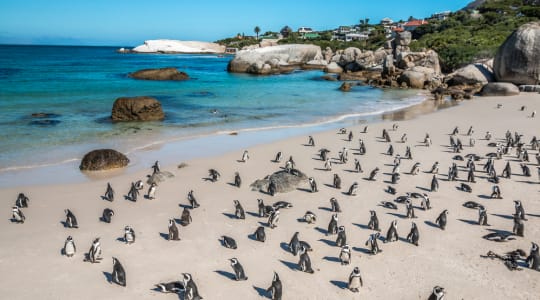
[411,0,539,72]
[254,26,261,40]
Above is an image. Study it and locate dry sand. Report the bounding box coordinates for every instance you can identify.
[1,94,540,300]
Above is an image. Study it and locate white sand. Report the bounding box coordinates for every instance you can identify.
[1,94,540,299]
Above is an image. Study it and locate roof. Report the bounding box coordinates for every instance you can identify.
[392,27,404,32]
[404,20,429,27]
[381,17,393,22]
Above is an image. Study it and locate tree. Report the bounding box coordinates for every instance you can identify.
[280,25,292,38]
[254,26,261,40]
[359,18,370,31]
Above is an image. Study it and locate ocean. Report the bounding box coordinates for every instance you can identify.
[0,45,425,184]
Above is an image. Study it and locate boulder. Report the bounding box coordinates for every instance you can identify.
[131,39,225,54]
[250,169,308,194]
[397,50,441,74]
[324,62,343,74]
[445,63,494,87]
[480,82,520,96]
[340,47,362,65]
[340,82,353,91]
[227,44,323,75]
[79,149,129,171]
[399,69,427,89]
[129,67,189,81]
[396,31,412,46]
[111,96,165,121]
[323,47,333,62]
[494,21,540,85]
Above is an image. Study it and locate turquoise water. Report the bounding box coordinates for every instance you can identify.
[0,45,423,172]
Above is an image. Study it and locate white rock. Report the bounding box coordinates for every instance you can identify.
[132,39,225,54]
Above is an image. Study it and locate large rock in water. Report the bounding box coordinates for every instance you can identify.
[129,67,189,81]
[80,149,129,171]
[494,21,540,85]
[111,96,164,121]
[480,82,520,96]
[399,66,437,89]
[227,44,323,75]
[250,169,308,194]
[131,39,225,54]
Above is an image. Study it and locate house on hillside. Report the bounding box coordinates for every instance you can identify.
[430,11,451,21]
[403,20,429,32]
[298,27,314,34]
[380,17,394,26]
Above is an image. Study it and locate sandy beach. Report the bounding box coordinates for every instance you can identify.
[1,93,540,299]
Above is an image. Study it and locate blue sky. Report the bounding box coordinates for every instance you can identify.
[0,0,472,46]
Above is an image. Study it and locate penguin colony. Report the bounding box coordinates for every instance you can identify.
[6,105,540,299]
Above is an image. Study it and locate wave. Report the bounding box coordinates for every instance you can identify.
[0,158,80,173]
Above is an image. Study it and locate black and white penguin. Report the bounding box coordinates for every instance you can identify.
[268,209,280,229]
[234,172,241,188]
[368,210,380,231]
[527,242,540,271]
[266,272,282,300]
[230,258,248,280]
[428,286,445,300]
[401,133,407,143]
[410,162,420,175]
[183,273,203,300]
[188,190,200,208]
[307,135,315,147]
[11,206,25,224]
[15,193,29,208]
[327,213,339,236]
[405,199,417,219]
[513,214,525,237]
[478,206,489,226]
[380,201,397,210]
[354,158,363,173]
[463,201,481,209]
[502,161,512,178]
[391,172,400,184]
[258,199,273,217]
[386,185,397,195]
[330,197,342,213]
[365,232,381,255]
[273,201,293,209]
[406,222,420,246]
[254,226,266,242]
[181,207,192,226]
[514,200,527,220]
[339,244,352,265]
[333,174,342,189]
[111,257,126,287]
[490,185,502,199]
[303,211,317,224]
[168,219,180,241]
[420,193,431,210]
[436,210,448,230]
[298,246,315,274]
[387,144,394,156]
[101,208,114,223]
[63,236,76,257]
[103,183,114,201]
[347,267,363,293]
[347,182,359,196]
[85,237,102,263]
[431,175,439,192]
[155,281,184,294]
[241,150,250,162]
[460,183,472,193]
[222,236,238,249]
[385,220,399,243]
[288,232,301,256]
[308,177,318,193]
[146,183,157,200]
[274,151,283,163]
[336,226,347,247]
[233,200,245,219]
[152,160,160,174]
[324,158,332,171]
[430,161,439,174]
[135,180,144,190]
[64,209,78,228]
[127,182,139,202]
[124,226,135,244]
[208,169,221,182]
[368,167,380,180]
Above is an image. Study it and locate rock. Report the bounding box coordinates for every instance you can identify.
[382,55,395,76]
[480,82,520,96]
[397,50,441,74]
[227,44,323,75]
[323,47,333,62]
[340,82,353,91]
[250,169,308,194]
[79,149,129,171]
[111,96,165,121]
[321,74,338,81]
[494,21,540,85]
[131,39,225,54]
[445,63,494,87]
[324,62,343,74]
[129,67,189,81]
[399,70,426,89]
[519,85,540,92]
[147,171,175,185]
[340,47,362,65]
[396,31,412,46]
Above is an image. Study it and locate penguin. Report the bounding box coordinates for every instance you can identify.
[527,242,540,271]
[234,172,242,188]
[513,214,525,237]
[401,133,407,143]
[124,226,135,244]
[229,258,248,280]
[428,286,445,300]
[368,210,380,231]
[420,193,431,210]
[111,257,126,287]
[64,209,78,228]
[147,183,157,200]
[362,126,368,133]
[430,161,439,174]
[327,213,339,236]
[339,244,352,265]
[502,161,511,178]
[266,272,282,300]
[274,151,283,163]
[380,201,397,210]
[424,134,432,147]
[307,135,315,146]
[288,232,301,256]
[181,207,192,226]
[63,236,76,257]
[365,232,381,255]
[391,172,400,184]
[478,206,490,226]
[406,222,420,246]
[268,209,280,229]
[258,199,273,217]
[347,267,363,293]
[233,200,245,219]
[101,208,114,223]
[404,146,412,159]
[183,273,203,300]
[103,183,114,201]
[152,160,160,174]
[298,246,315,274]
[348,131,354,142]
[303,211,317,224]
[241,150,249,162]
[405,199,417,219]
[467,125,474,136]
[254,226,266,242]
[385,220,399,243]
[490,185,502,199]
[319,148,330,161]
[386,185,397,195]
[354,159,363,173]
[463,201,481,209]
[330,197,342,213]
[431,175,439,192]
[485,131,492,140]
[208,169,221,182]
[387,144,394,156]
[273,201,293,209]
[155,281,184,294]
[333,174,342,189]
[435,210,448,230]
[324,158,332,171]
[410,162,420,175]
[168,219,180,241]
[11,206,25,223]
[268,181,277,196]
[336,226,347,247]
[15,193,29,208]
[308,177,318,192]
[127,182,139,202]
[85,237,102,263]
[514,200,527,220]
[347,182,358,196]
[368,167,379,180]
[460,183,472,193]
[135,180,144,190]
[222,236,238,249]
[188,190,200,208]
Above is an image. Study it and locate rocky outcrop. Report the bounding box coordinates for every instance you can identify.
[324,62,343,74]
[132,39,225,54]
[227,44,323,75]
[79,149,129,171]
[393,31,412,57]
[250,169,308,194]
[396,50,441,74]
[399,66,440,89]
[111,96,165,121]
[445,62,494,87]
[494,21,540,85]
[480,82,520,96]
[129,67,189,81]
[332,47,390,72]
